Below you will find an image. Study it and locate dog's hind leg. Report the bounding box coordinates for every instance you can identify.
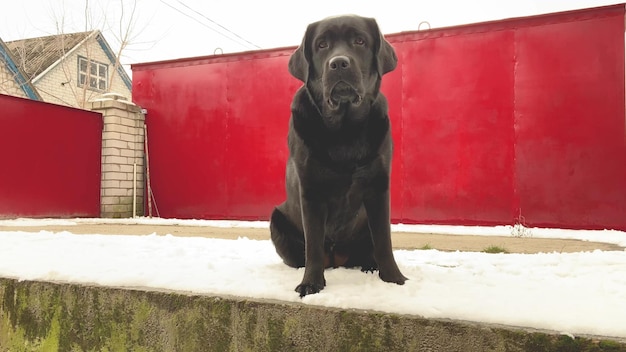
[270,207,305,268]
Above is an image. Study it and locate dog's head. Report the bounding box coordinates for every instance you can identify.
[289,15,397,119]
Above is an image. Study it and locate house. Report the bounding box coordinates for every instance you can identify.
[0,30,131,109]
[0,37,40,100]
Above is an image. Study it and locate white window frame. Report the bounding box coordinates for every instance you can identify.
[77,56,108,92]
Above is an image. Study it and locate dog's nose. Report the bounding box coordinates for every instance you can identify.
[329,56,350,70]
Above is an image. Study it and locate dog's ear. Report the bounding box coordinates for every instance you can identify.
[365,17,397,76]
[288,22,318,82]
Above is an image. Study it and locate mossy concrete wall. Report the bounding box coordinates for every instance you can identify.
[1,278,624,352]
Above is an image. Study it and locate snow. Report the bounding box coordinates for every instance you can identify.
[1,218,625,339]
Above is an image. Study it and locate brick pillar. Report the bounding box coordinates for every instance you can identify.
[90,93,145,218]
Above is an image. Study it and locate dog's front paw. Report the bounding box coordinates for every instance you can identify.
[379,268,408,285]
[295,280,325,297]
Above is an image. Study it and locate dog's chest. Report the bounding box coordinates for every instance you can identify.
[326,137,370,165]
[323,183,367,239]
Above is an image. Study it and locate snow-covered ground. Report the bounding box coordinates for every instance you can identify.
[1,218,625,339]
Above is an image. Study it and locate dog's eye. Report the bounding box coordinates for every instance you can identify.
[354,37,365,46]
[317,40,328,49]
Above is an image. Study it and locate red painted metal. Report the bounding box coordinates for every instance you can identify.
[513,12,626,230]
[134,50,299,220]
[394,29,516,226]
[0,94,102,218]
[132,4,626,230]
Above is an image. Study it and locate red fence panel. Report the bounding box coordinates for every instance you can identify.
[393,29,516,226]
[132,4,626,230]
[138,61,230,219]
[0,94,102,218]
[513,9,626,230]
[134,51,299,220]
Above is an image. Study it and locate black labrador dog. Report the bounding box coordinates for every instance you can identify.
[270,15,407,297]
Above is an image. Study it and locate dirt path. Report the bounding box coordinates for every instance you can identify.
[1,223,622,254]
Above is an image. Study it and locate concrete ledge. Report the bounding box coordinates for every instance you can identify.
[1,278,624,352]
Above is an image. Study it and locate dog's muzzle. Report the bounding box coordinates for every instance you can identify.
[328,81,363,109]
[325,55,363,109]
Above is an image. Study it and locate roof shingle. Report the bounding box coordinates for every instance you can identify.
[6,31,93,80]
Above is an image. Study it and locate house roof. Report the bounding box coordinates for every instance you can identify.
[5,30,132,91]
[0,37,41,100]
[6,31,92,80]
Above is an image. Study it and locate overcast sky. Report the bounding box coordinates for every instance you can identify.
[0,0,621,67]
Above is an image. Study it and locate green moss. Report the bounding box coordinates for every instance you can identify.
[554,334,585,351]
[3,279,626,352]
[336,311,394,352]
[382,316,397,348]
[105,319,130,352]
[244,306,258,342]
[130,300,153,343]
[0,282,60,352]
[483,245,509,254]
[39,306,61,352]
[519,332,626,352]
[17,283,61,346]
[266,316,286,351]
[598,340,625,351]
[2,282,16,327]
[1,309,29,352]
[166,296,234,352]
[206,297,233,350]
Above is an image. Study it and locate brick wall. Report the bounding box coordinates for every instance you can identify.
[90,93,145,218]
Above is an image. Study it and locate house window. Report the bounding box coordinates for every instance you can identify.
[78,56,108,91]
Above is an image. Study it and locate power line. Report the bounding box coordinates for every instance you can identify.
[159,0,253,49]
[158,0,260,50]
[175,0,261,49]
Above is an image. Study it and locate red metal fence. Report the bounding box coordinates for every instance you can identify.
[132,5,626,231]
[0,94,102,218]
